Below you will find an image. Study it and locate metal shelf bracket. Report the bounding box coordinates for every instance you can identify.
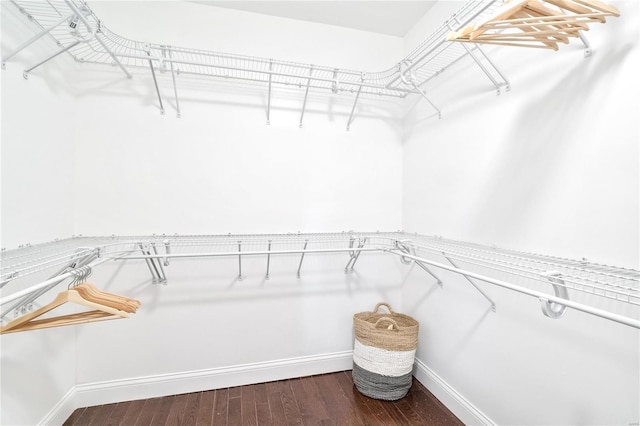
[444,255,496,311]
[297,240,309,278]
[394,240,443,286]
[138,243,167,284]
[540,272,569,319]
[345,237,367,273]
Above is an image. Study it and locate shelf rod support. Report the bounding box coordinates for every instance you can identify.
[411,81,441,119]
[265,240,272,280]
[2,12,75,69]
[394,240,442,285]
[540,272,569,318]
[578,31,592,57]
[151,243,167,284]
[146,50,164,115]
[62,0,132,79]
[414,260,443,286]
[345,237,367,272]
[168,49,181,118]
[347,85,362,131]
[299,67,313,128]
[139,243,160,284]
[266,60,273,125]
[444,256,496,311]
[297,240,309,278]
[163,239,171,266]
[473,45,511,91]
[238,241,244,281]
[449,18,504,94]
[23,40,81,78]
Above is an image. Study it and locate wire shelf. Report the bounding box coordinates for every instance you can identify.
[406,235,640,306]
[2,232,637,304]
[6,0,506,102]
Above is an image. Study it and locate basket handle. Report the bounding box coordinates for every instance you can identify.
[373,302,394,314]
[374,317,399,330]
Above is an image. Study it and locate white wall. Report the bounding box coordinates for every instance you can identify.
[402,1,639,424]
[0,5,80,425]
[1,4,77,249]
[74,250,403,387]
[71,1,404,236]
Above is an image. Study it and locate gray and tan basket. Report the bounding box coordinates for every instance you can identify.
[352,302,419,401]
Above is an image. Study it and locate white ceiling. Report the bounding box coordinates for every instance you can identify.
[189,1,438,37]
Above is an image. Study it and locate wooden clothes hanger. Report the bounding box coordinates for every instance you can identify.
[0,283,141,334]
[446,0,620,50]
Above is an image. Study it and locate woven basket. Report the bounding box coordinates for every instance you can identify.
[352,302,419,401]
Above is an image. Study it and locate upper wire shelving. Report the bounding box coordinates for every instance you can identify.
[1,232,638,329]
[3,0,509,124]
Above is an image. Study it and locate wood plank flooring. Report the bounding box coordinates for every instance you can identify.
[63,371,463,426]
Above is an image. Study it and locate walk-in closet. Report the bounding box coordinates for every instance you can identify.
[1,0,638,425]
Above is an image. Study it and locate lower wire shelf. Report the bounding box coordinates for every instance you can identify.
[1,232,638,329]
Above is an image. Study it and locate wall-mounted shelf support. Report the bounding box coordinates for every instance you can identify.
[267,60,273,125]
[414,261,443,287]
[346,85,362,131]
[163,240,171,266]
[444,256,496,311]
[447,18,511,95]
[540,272,569,319]
[265,240,272,279]
[345,237,367,272]
[138,243,166,284]
[150,243,167,284]
[146,48,165,115]
[297,240,309,278]
[394,240,442,286]
[1,12,75,69]
[167,49,181,118]
[299,67,313,128]
[578,31,592,57]
[23,40,81,79]
[238,241,244,281]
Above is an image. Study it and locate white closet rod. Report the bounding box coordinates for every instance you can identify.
[114,246,380,260]
[121,244,640,329]
[387,250,640,330]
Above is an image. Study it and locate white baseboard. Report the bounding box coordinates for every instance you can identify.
[40,351,353,426]
[42,352,492,426]
[39,387,77,426]
[413,358,495,426]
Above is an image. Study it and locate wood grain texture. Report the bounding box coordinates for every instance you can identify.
[63,371,463,426]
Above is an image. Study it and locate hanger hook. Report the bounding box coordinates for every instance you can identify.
[68,268,80,289]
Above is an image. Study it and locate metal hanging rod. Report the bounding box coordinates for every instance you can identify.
[4,0,509,119]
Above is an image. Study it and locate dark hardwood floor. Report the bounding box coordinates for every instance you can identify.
[63,371,463,426]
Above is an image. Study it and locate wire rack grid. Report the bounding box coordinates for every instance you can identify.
[7,0,505,100]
